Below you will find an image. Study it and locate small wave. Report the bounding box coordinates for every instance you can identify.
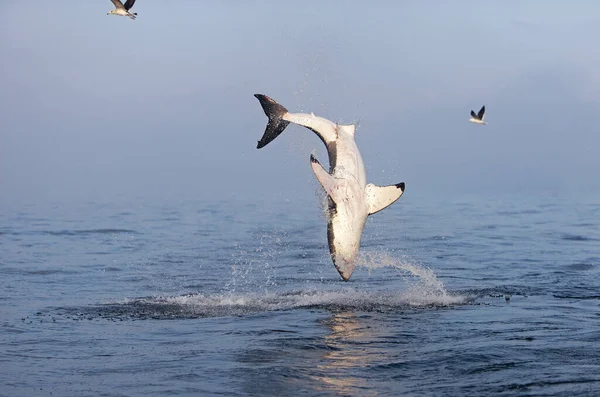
[2,267,80,276]
[561,234,595,242]
[565,262,594,271]
[553,294,600,300]
[496,209,541,216]
[571,222,597,227]
[27,269,77,276]
[42,229,139,236]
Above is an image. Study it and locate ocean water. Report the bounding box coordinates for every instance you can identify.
[2,192,600,396]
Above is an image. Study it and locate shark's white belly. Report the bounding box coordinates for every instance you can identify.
[326,131,369,280]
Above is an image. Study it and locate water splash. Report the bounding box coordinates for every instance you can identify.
[54,253,465,321]
[356,250,463,306]
[52,283,464,322]
[50,241,466,322]
[227,237,278,295]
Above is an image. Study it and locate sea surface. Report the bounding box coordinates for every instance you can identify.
[2,192,600,396]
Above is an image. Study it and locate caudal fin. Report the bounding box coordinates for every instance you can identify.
[254,94,290,149]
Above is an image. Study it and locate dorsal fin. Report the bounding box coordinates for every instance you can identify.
[337,124,355,136]
[365,182,405,215]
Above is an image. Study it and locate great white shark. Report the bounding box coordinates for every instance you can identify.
[254,94,405,281]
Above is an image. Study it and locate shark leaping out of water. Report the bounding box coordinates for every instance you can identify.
[107,0,137,19]
[254,94,406,281]
[469,105,487,125]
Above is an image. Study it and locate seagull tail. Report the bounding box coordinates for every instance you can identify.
[254,94,290,149]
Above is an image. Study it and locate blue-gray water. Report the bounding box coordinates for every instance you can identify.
[2,193,600,396]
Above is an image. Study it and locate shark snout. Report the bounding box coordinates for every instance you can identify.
[339,269,353,281]
[331,253,357,281]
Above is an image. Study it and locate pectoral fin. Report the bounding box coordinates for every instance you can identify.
[310,154,338,203]
[365,182,405,215]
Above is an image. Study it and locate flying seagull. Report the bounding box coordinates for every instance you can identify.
[107,0,137,19]
[469,105,487,125]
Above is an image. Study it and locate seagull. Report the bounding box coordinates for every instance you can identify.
[469,105,487,125]
[107,0,137,19]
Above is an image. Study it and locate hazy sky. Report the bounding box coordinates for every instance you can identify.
[2,1,600,206]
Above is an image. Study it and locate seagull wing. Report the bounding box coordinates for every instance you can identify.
[477,106,486,120]
[110,0,126,10]
[470,110,477,119]
[123,0,136,10]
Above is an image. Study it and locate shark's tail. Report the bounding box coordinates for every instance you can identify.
[254,94,290,149]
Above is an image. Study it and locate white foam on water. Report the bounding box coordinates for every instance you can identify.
[111,251,465,319]
[123,271,464,319]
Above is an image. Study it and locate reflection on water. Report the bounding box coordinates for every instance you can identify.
[313,311,385,396]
